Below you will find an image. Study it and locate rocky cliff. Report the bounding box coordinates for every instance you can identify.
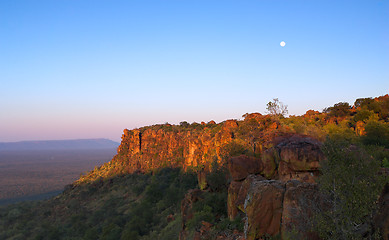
[76,114,330,238]
[77,114,284,184]
[74,98,389,239]
[78,94,389,184]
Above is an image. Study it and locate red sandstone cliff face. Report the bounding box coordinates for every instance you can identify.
[77,121,239,183]
[77,115,284,184]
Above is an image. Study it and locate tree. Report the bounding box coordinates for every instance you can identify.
[179,121,190,127]
[354,97,375,109]
[316,139,386,239]
[354,96,389,121]
[323,102,351,117]
[237,118,262,154]
[266,98,288,117]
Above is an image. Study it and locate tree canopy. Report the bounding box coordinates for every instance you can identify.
[266,98,288,117]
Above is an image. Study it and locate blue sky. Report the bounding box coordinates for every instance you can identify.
[0,0,388,142]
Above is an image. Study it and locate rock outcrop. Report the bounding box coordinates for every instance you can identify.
[244,179,285,239]
[228,175,266,220]
[277,135,323,182]
[225,134,325,239]
[262,134,323,183]
[225,134,324,236]
[227,175,324,240]
[228,155,263,181]
[226,134,323,187]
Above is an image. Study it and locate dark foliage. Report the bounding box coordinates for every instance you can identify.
[316,138,386,239]
[323,102,351,117]
[362,121,389,148]
[0,168,197,240]
[354,97,389,121]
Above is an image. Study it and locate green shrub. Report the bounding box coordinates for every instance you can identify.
[323,102,351,117]
[0,167,198,240]
[101,223,122,240]
[362,145,389,168]
[323,122,357,144]
[220,141,249,159]
[215,216,244,232]
[384,158,389,168]
[187,205,214,229]
[316,138,386,239]
[362,121,389,148]
[206,160,229,192]
[84,228,99,240]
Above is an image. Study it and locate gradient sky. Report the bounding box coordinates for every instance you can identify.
[1,0,388,142]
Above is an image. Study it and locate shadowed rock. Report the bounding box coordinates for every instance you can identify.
[228,155,263,181]
[244,179,285,240]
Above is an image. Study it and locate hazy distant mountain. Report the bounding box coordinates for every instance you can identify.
[0,139,120,151]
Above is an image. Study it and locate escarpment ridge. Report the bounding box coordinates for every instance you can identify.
[77,114,285,183]
[73,95,389,239]
[77,94,389,184]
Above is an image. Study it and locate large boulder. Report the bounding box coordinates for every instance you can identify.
[278,161,319,183]
[261,148,278,179]
[239,178,326,239]
[227,175,266,220]
[236,175,266,213]
[228,155,263,181]
[277,134,323,171]
[258,134,324,183]
[281,180,322,240]
[244,179,285,240]
[269,134,324,182]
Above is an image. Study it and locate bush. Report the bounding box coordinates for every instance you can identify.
[220,141,250,159]
[206,160,229,192]
[215,215,244,232]
[323,102,351,117]
[323,121,357,144]
[316,138,386,239]
[0,167,198,240]
[362,145,389,168]
[362,121,389,148]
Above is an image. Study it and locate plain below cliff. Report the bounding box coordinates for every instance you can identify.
[0,138,120,151]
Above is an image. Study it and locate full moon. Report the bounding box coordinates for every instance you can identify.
[280,41,286,47]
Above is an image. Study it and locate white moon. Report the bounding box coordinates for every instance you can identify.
[280,41,286,47]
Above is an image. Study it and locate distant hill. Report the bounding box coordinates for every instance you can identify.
[0,139,120,151]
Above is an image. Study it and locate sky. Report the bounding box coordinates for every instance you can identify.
[0,0,388,142]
